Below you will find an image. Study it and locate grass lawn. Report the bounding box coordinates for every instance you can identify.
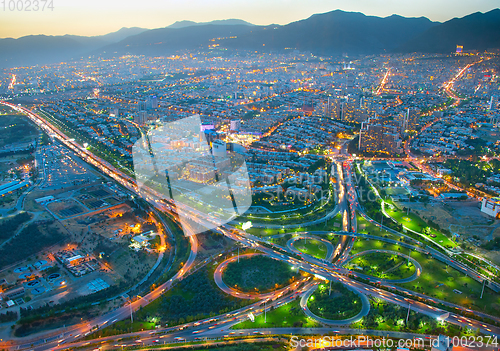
[308,283,362,320]
[223,255,300,293]
[349,238,405,256]
[232,299,320,329]
[384,201,457,249]
[427,227,457,249]
[385,201,427,232]
[294,239,327,259]
[247,221,343,238]
[349,239,500,315]
[350,299,470,336]
[243,192,337,222]
[398,250,500,316]
[357,215,399,240]
[240,213,343,238]
[346,252,415,280]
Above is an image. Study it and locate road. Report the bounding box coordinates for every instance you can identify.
[8,233,198,351]
[341,248,422,284]
[1,101,499,350]
[213,252,308,300]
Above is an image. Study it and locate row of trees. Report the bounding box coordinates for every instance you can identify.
[19,284,122,323]
[0,115,38,147]
[350,253,413,279]
[444,159,500,187]
[362,301,436,332]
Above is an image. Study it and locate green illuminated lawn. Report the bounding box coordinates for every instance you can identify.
[349,239,500,315]
[294,239,327,259]
[398,250,500,315]
[346,252,416,280]
[349,238,404,256]
[384,201,457,249]
[308,283,362,320]
[385,202,426,232]
[232,300,320,329]
[356,215,399,240]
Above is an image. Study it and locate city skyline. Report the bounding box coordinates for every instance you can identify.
[1,2,500,349]
[0,0,499,38]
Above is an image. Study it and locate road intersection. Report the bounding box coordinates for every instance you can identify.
[1,101,499,351]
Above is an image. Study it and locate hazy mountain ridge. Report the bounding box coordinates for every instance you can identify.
[98,24,258,57]
[168,19,254,29]
[220,10,439,54]
[396,9,500,53]
[97,27,149,43]
[0,9,499,69]
[0,27,149,68]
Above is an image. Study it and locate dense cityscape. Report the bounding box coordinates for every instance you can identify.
[0,4,500,351]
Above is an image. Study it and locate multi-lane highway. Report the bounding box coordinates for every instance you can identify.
[1,101,500,351]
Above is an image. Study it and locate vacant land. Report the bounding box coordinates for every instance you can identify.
[0,221,65,270]
[400,199,495,239]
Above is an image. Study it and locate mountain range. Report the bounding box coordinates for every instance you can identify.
[0,9,499,69]
[167,19,254,29]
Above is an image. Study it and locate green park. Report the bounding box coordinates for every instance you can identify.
[223,255,301,293]
[294,238,328,260]
[308,282,362,320]
[346,252,416,280]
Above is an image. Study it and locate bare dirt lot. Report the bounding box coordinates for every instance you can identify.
[398,199,497,238]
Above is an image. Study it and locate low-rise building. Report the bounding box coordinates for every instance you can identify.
[481,197,500,218]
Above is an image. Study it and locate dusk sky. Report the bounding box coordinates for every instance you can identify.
[0,0,499,38]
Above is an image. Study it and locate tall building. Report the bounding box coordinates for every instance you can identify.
[489,95,497,110]
[343,71,355,94]
[138,100,147,111]
[359,120,402,155]
[317,98,341,119]
[401,108,421,133]
[134,111,148,125]
[318,96,375,123]
[146,95,158,109]
[230,120,241,132]
[341,96,372,123]
[110,107,119,117]
[490,114,500,126]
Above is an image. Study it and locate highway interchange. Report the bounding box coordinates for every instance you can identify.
[1,101,500,351]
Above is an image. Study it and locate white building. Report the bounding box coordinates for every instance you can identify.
[481,197,500,218]
[230,119,241,132]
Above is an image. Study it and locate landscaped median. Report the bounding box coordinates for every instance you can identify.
[344,251,417,281]
[215,253,304,299]
[382,200,458,251]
